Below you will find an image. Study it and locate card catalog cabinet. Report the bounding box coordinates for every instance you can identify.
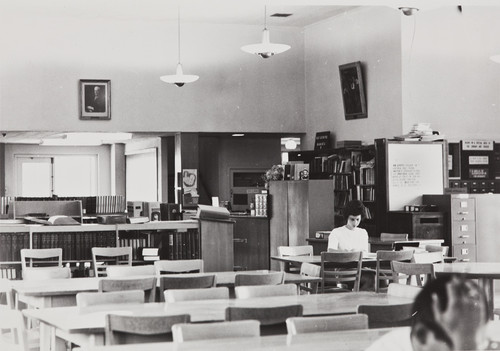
[423,194,477,262]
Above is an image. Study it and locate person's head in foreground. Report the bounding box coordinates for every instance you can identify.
[343,200,365,230]
[411,275,489,351]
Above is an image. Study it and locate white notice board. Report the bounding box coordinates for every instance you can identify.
[388,143,445,210]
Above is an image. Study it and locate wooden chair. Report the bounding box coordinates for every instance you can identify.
[380,233,408,241]
[20,248,62,271]
[164,287,229,303]
[225,304,303,336]
[105,313,190,345]
[391,261,434,287]
[0,307,29,351]
[277,245,313,272]
[320,251,362,293]
[76,290,144,309]
[387,283,422,299]
[154,259,204,275]
[158,274,216,302]
[286,314,369,335]
[299,262,321,294]
[374,250,414,292]
[98,277,157,302]
[106,265,155,277]
[357,303,414,328]
[22,266,71,281]
[234,272,284,287]
[235,284,297,299]
[171,320,260,342]
[92,247,132,277]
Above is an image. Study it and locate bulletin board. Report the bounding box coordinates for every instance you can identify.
[387,142,446,211]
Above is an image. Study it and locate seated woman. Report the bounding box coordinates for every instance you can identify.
[328,200,369,252]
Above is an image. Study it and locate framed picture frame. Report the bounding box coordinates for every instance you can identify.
[79,79,111,120]
[339,61,367,120]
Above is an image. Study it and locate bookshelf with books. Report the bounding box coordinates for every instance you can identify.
[288,145,377,236]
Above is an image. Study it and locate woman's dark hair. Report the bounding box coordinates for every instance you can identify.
[343,200,366,221]
[410,275,488,349]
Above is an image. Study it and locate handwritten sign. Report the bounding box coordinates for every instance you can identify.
[391,163,421,188]
[462,140,494,151]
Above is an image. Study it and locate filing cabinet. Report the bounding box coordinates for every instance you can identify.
[423,194,477,262]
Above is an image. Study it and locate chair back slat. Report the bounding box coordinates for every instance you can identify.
[99,277,157,302]
[105,314,190,345]
[286,314,369,335]
[380,233,408,241]
[235,284,297,299]
[154,260,204,275]
[320,251,362,293]
[21,248,63,270]
[234,272,284,287]
[159,274,216,302]
[76,290,144,309]
[171,320,260,342]
[164,287,229,303]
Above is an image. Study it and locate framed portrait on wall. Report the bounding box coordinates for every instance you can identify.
[339,62,367,120]
[79,79,111,120]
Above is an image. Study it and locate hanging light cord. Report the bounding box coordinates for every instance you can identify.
[177,7,181,65]
[264,6,267,30]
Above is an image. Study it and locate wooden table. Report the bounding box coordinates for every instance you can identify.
[24,292,412,351]
[85,327,396,351]
[10,271,321,308]
[434,262,500,319]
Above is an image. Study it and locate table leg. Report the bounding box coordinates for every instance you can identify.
[478,278,494,320]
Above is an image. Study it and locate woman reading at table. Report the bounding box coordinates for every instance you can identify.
[328,200,369,252]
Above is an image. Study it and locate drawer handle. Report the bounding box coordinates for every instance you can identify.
[233,238,248,244]
[458,211,469,215]
[459,235,470,238]
[460,259,470,262]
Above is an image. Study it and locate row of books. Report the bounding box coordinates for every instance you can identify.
[167,229,200,260]
[118,237,149,261]
[0,234,29,262]
[0,265,18,280]
[351,185,376,202]
[310,155,353,175]
[0,196,14,216]
[8,196,126,215]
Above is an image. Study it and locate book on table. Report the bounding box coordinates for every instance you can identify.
[24,215,80,226]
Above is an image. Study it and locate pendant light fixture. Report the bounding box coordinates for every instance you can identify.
[160,7,199,87]
[241,6,291,59]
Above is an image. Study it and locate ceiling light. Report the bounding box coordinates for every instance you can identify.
[160,8,199,87]
[232,133,244,137]
[399,7,419,16]
[241,6,291,59]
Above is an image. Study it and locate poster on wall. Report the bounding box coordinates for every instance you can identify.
[182,169,199,207]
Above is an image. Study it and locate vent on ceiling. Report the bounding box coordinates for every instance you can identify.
[270,13,292,18]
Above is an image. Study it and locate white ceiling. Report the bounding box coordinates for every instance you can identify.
[6,0,499,27]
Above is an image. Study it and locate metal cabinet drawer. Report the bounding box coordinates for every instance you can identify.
[450,199,475,221]
[451,221,476,244]
[451,244,476,262]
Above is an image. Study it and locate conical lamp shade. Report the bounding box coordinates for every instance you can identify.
[241,28,291,59]
[160,63,199,87]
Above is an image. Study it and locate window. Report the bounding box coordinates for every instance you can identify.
[16,155,98,197]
